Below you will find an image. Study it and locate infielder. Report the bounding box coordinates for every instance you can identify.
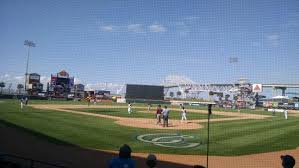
[181,106,187,122]
[128,102,132,114]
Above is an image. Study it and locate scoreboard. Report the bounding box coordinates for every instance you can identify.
[125,84,164,100]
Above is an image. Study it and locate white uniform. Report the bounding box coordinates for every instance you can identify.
[128,104,132,114]
[147,105,151,112]
[181,109,187,121]
[284,109,288,119]
[20,99,24,109]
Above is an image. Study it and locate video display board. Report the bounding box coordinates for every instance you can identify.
[125,84,164,100]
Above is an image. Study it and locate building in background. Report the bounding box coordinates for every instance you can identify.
[25,73,43,96]
[71,84,85,99]
[84,90,111,102]
[95,90,110,100]
[47,70,74,98]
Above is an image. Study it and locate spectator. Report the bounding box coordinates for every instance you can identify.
[281,155,295,168]
[108,144,135,168]
[193,165,205,168]
[25,96,28,105]
[146,154,157,168]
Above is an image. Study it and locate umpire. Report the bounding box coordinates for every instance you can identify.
[162,106,170,127]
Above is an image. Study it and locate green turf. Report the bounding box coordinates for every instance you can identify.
[28,99,268,112]
[67,108,227,120]
[0,99,298,156]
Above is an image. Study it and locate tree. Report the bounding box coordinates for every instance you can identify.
[0,82,5,94]
[177,91,182,96]
[17,84,24,94]
[225,94,230,101]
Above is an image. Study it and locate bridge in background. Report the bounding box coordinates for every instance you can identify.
[164,83,299,98]
[263,84,299,96]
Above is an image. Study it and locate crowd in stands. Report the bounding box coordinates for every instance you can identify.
[107,144,297,168]
[281,155,296,168]
[1,144,296,168]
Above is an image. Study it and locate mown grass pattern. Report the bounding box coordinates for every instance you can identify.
[0,99,298,156]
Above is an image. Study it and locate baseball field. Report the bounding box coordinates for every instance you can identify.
[0,99,299,167]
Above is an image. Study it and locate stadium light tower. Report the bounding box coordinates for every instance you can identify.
[229,57,239,82]
[24,40,36,93]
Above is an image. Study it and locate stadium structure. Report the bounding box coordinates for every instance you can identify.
[25,73,43,96]
[47,70,75,98]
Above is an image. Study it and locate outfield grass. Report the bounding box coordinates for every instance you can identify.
[28,99,268,113]
[0,99,298,156]
[68,108,228,120]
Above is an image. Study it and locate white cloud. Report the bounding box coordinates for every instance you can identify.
[100,23,167,33]
[174,21,190,36]
[149,23,167,33]
[162,75,196,86]
[184,16,200,21]
[251,41,261,47]
[267,34,280,46]
[267,34,279,41]
[127,24,144,33]
[284,20,299,29]
[85,83,125,94]
[14,76,24,80]
[0,74,51,90]
[74,77,81,84]
[100,25,114,32]
[40,76,51,84]
[0,74,25,90]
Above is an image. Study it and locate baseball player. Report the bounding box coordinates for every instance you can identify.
[181,106,187,122]
[128,102,132,114]
[156,105,162,125]
[147,103,151,112]
[162,106,170,127]
[20,97,24,109]
[87,96,91,106]
[179,104,183,109]
[284,108,288,120]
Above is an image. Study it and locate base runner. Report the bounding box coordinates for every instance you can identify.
[156,105,162,125]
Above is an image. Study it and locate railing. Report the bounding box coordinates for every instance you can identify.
[0,153,67,168]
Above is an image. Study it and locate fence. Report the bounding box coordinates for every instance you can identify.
[0,153,67,168]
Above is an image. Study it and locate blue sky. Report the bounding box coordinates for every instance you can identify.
[1,0,299,86]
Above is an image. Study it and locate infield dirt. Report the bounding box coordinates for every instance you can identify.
[30,104,271,130]
[20,104,298,167]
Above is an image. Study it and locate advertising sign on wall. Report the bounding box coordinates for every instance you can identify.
[57,70,69,78]
[252,84,263,93]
